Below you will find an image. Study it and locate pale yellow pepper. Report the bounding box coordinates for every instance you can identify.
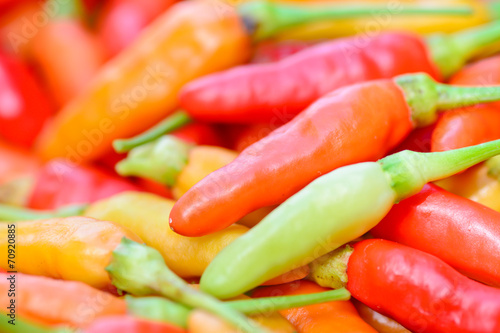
[84,191,248,277]
[0,217,141,289]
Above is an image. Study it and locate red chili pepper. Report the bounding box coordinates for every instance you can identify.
[31,0,106,107]
[171,123,224,147]
[85,316,187,333]
[346,239,500,333]
[0,52,54,148]
[390,124,435,153]
[251,40,313,64]
[27,158,140,210]
[170,74,500,236]
[179,23,500,123]
[431,55,500,152]
[0,140,39,184]
[97,0,177,58]
[371,183,500,287]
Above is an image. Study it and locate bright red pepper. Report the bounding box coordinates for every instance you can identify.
[390,124,435,153]
[28,158,140,210]
[371,183,500,287]
[0,52,54,148]
[346,239,500,333]
[170,74,500,236]
[85,316,187,333]
[97,0,177,58]
[251,40,313,64]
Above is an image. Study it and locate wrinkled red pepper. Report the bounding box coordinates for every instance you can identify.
[28,158,140,210]
[371,183,500,287]
[0,52,54,148]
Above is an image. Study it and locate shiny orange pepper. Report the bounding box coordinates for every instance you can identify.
[36,0,250,163]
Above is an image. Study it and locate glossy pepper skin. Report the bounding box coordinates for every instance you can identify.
[347,239,500,333]
[85,316,187,333]
[36,0,250,162]
[180,33,438,123]
[31,0,106,107]
[371,183,500,287]
[253,280,376,333]
[0,52,53,148]
[172,79,412,236]
[28,159,140,210]
[0,217,142,289]
[0,273,126,327]
[351,299,410,333]
[97,0,177,58]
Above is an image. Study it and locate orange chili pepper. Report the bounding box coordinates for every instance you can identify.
[36,0,250,163]
[0,273,126,327]
[253,280,377,333]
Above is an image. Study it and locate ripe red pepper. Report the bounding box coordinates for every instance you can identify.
[346,239,500,333]
[85,316,187,333]
[390,124,435,153]
[97,0,177,58]
[251,40,313,64]
[371,183,500,287]
[28,158,140,210]
[0,52,54,148]
[170,74,500,236]
[179,22,500,123]
[432,55,500,152]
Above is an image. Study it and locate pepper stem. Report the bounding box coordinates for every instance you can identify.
[307,245,354,290]
[427,21,500,78]
[394,73,500,127]
[46,0,86,20]
[239,0,472,41]
[0,203,88,222]
[113,111,192,153]
[107,238,266,333]
[380,139,500,201]
[486,155,500,180]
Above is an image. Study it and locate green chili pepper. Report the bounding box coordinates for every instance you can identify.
[200,139,500,299]
[0,203,88,221]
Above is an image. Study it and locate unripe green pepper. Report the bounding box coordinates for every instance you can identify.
[200,139,500,299]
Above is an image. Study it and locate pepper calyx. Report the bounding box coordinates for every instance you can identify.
[307,245,354,290]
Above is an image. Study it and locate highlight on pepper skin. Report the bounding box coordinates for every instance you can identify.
[1,0,500,332]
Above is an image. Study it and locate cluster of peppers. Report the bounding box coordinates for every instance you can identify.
[3,0,500,332]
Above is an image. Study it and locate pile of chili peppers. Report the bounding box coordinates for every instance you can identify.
[2,0,500,332]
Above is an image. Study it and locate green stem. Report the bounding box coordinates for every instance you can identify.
[229,287,350,315]
[46,0,85,20]
[239,0,472,40]
[427,21,500,78]
[486,155,500,180]
[394,73,500,127]
[0,204,88,222]
[113,111,192,153]
[0,317,73,333]
[380,139,500,201]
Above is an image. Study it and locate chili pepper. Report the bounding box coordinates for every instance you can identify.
[0,316,72,333]
[127,288,349,329]
[371,183,500,287]
[97,0,177,58]
[277,0,497,40]
[171,73,500,237]
[0,1,40,58]
[180,21,500,125]
[253,280,376,333]
[85,315,187,333]
[251,40,313,63]
[351,299,410,333]
[0,217,142,289]
[390,124,435,154]
[172,122,224,147]
[315,239,500,333]
[200,138,500,299]
[449,53,500,87]
[31,0,105,107]
[84,191,247,278]
[107,239,266,333]
[35,0,425,162]
[27,158,140,210]
[0,52,54,148]
[0,273,126,327]
[231,123,283,152]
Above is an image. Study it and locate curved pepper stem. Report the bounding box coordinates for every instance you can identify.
[106,238,266,333]
[46,0,85,20]
[127,289,350,329]
[239,0,472,41]
[427,21,500,78]
[113,111,192,153]
[0,203,88,222]
[394,73,500,127]
[380,139,500,202]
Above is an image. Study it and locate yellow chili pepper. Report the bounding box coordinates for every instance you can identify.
[277,0,497,40]
[84,191,248,277]
[0,217,141,289]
